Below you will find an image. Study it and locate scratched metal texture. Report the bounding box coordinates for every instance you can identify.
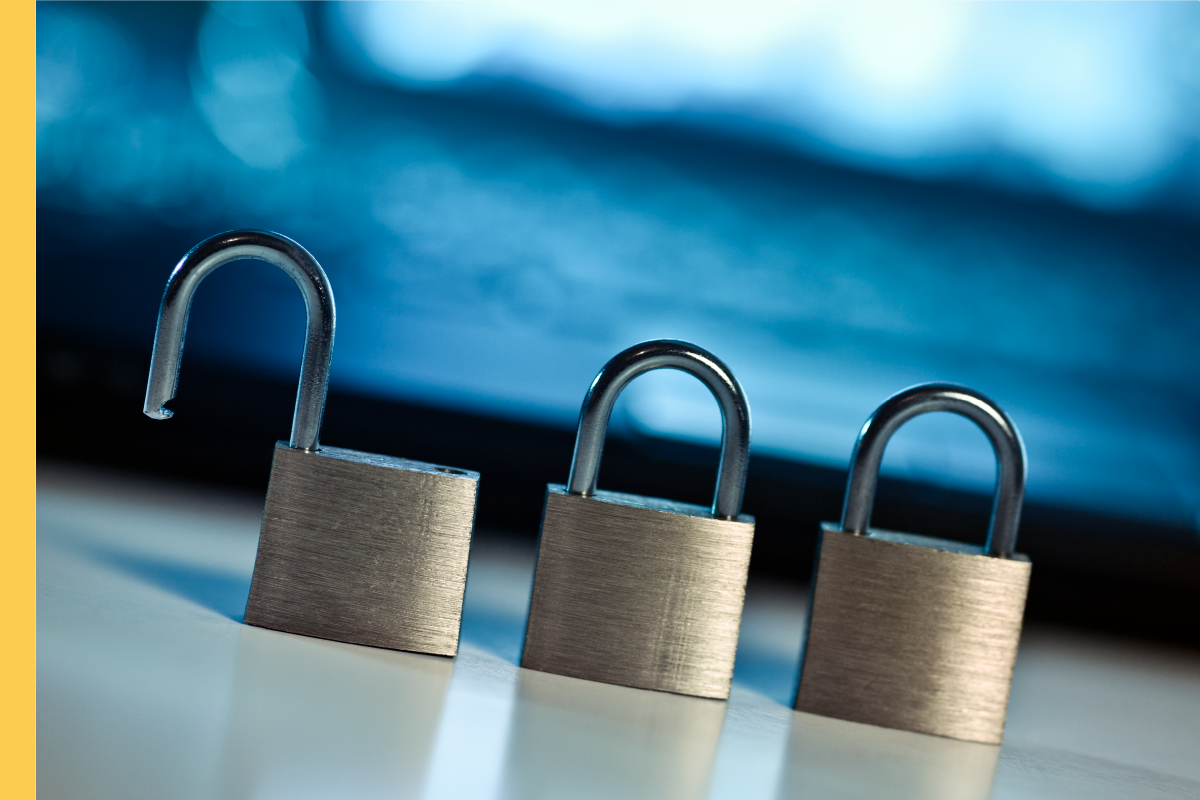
[244,442,479,656]
[522,486,755,700]
[796,524,1031,744]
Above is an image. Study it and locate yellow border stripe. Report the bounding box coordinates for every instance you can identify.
[4,1,37,797]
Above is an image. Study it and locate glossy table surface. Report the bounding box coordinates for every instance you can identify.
[37,464,1200,799]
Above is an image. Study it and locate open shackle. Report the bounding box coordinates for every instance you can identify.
[143,229,336,452]
[840,383,1027,558]
[566,340,752,521]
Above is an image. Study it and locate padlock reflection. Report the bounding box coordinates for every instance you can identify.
[500,668,727,800]
[778,712,999,800]
[214,625,453,799]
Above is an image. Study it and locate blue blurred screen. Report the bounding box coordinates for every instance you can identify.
[36,2,1200,532]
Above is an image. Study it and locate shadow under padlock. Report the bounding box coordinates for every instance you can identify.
[499,668,727,800]
[143,230,480,655]
[214,624,454,799]
[777,712,1000,800]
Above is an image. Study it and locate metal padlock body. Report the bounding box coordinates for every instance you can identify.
[521,341,756,700]
[245,443,479,655]
[524,486,753,699]
[795,384,1031,745]
[144,230,480,657]
[798,525,1030,744]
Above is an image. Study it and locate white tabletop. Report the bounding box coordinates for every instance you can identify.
[37,464,1200,799]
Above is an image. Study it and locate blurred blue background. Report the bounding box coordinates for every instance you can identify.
[37,2,1200,535]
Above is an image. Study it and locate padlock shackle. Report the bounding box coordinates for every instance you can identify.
[840,383,1026,558]
[566,340,751,520]
[143,229,336,452]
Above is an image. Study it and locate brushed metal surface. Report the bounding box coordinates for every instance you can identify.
[244,442,479,656]
[522,487,755,700]
[796,525,1031,744]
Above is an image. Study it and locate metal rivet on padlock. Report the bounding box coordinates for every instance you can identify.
[521,340,755,700]
[795,383,1031,744]
[144,229,480,656]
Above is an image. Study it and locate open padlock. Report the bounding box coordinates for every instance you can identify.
[144,229,480,656]
[795,383,1031,744]
[521,340,755,700]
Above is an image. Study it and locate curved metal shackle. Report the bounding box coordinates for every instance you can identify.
[566,340,752,520]
[840,383,1027,558]
[143,229,336,452]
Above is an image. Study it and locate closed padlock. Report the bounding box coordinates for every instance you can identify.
[521,340,755,700]
[795,383,1031,744]
[144,229,480,656]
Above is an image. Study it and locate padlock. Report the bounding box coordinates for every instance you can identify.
[521,340,755,700]
[794,383,1031,744]
[143,229,480,656]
